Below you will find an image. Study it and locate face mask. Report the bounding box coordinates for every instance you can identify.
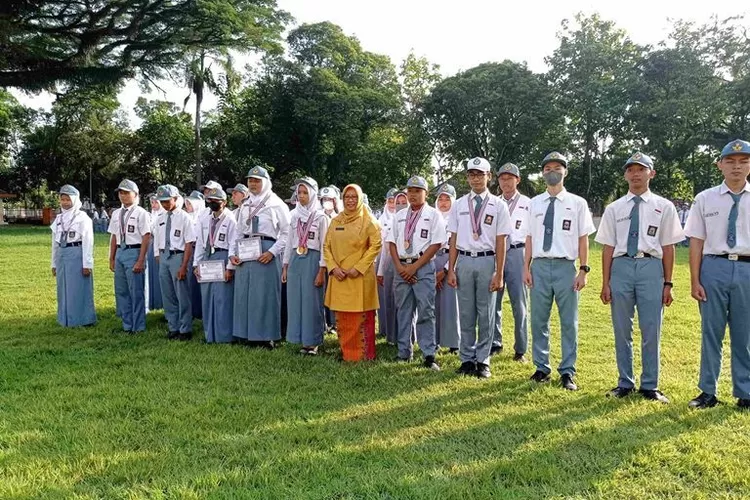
[207,201,222,212]
[543,171,564,186]
[322,200,334,211]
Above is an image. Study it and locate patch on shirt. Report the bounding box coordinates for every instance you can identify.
[308,231,316,239]
[562,219,571,231]
[218,233,226,242]
[483,214,494,225]
[515,220,522,230]
[420,229,428,239]
[174,229,181,238]
[68,231,76,239]
[704,211,719,218]
[127,225,135,233]
[335,227,345,231]
[459,211,470,216]
[647,225,658,237]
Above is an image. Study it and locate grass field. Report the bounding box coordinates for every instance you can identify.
[0,225,748,499]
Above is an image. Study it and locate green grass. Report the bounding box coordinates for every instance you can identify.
[0,225,748,499]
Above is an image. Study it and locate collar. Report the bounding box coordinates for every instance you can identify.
[626,190,653,203]
[502,191,519,203]
[469,189,489,201]
[541,188,568,202]
[720,181,750,195]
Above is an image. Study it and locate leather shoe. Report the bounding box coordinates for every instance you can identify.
[688,392,719,409]
[560,374,578,391]
[456,361,476,375]
[530,370,551,383]
[423,356,440,371]
[167,331,180,340]
[737,399,750,410]
[475,363,491,379]
[513,353,528,363]
[606,386,634,398]
[490,345,503,355]
[639,389,670,404]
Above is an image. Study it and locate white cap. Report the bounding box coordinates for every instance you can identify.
[466,157,491,173]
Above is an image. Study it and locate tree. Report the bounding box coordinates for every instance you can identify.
[546,13,644,206]
[423,60,560,189]
[0,89,33,172]
[0,0,290,91]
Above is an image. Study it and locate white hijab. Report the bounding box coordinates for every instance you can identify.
[185,196,205,221]
[246,176,285,210]
[59,192,82,226]
[295,181,322,221]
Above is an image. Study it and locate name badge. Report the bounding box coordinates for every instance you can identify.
[483,215,494,225]
[308,231,316,239]
[127,225,135,233]
[335,227,345,231]
[515,220,522,230]
[174,230,181,238]
[420,229,428,238]
[647,225,658,237]
[562,220,571,231]
[68,231,76,239]
[218,233,226,242]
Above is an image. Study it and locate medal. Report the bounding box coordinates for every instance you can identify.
[297,247,308,256]
[404,240,411,249]
[473,233,479,240]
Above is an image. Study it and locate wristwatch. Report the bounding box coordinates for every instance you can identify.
[579,265,591,273]
[664,281,673,288]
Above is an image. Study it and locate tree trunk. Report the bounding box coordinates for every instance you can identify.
[194,93,202,187]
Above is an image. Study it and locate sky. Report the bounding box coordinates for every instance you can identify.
[10,0,747,124]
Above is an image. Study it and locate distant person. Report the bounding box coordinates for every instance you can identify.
[51,185,96,327]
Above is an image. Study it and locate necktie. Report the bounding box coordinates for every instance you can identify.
[474,195,483,236]
[542,197,556,251]
[209,216,219,251]
[165,211,172,252]
[627,196,642,257]
[727,192,743,249]
[119,208,127,249]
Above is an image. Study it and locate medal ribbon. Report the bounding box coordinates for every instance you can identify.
[469,195,490,237]
[244,193,271,233]
[297,212,316,249]
[506,192,520,217]
[404,205,424,246]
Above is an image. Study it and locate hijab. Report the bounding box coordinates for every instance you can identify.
[185,195,205,222]
[59,191,82,226]
[295,180,322,221]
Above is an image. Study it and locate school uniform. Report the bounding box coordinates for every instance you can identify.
[528,188,596,377]
[377,209,398,343]
[435,209,460,350]
[387,203,446,361]
[154,207,196,335]
[194,207,238,343]
[596,189,684,391]
[232,170,291,343]
[283,204,329,347]
[108,203,151,332]
[51,198,96,327]
[185,197,205,320]
[493,191,531,355]
[448,189,512,368]
[147,208,164,311]
[685,179,750,402]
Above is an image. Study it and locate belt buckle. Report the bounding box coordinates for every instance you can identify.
[404,258,414,264]
[729,254,739,261]
[635,251,644,259]
[470,251,478,257]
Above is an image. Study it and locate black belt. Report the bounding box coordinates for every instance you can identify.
[711,254,750,262]
[160,249,184,255]
[510,243,525,249]
[120,244,141,249]
[437,248,448,255]
[621,252,654,259]
[243,235,277,243]
[400,252,425,264]
[62,241,82,247]
[458,249,495,257]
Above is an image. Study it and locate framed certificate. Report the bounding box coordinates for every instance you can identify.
[237,237,263,262]
[198,260,225,283]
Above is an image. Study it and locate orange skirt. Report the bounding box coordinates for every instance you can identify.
[336,311,376,362]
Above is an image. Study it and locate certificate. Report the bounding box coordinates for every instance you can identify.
[198,260,225,283]
[237,237,262,262]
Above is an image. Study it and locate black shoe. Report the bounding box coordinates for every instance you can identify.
[639,389,670,404]
[177,332,193,341]
[448,348,459,354]
[688,392,719,409]
[738,399,750,410]
[513,353,528,363]
[394,356,412,363]
[423,356,440,371]
[530,370,551,383]
[167,331,180,340]
[475,363,491,379]
[560,374,578,391]
[606,386,634,398]
[456,361,476,375]
[490,345,503,355]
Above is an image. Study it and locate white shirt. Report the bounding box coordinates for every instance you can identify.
[528,188,596,260]
[684,181,750,256]
[153,209,196,256]
[386,204,447,259]
[447,190,512,252]
[193,208,238,269]
[500,191,531,245]
[51,211,94,269]
[595,190,685,259]
[236,201,291,258]
[376,209,398,275]
[283,209,330,266]
[108,205,151,245]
